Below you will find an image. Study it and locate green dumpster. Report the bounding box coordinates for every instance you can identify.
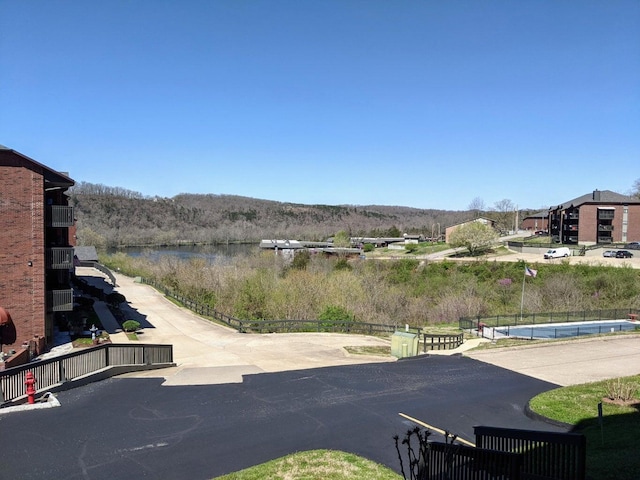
[391,331,418,359]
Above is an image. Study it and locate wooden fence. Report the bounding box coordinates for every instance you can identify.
[421,333,464,352]
[0,343,174,404]
[474,426,586,480]
[426,441,524,479]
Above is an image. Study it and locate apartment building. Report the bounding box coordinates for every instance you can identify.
[549,190,640,245]
[0,146,75,356]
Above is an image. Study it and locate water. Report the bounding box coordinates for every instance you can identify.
[108,243,258,263]
[496,320,638,339]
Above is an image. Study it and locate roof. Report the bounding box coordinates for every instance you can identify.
[74,246,99,262]
[259,240,305,249]
[446,217,495,229]
[553,190,640,210]
[0,145,74,188]
[523,210,549,219]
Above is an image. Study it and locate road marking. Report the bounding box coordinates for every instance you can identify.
[399,412,476,447]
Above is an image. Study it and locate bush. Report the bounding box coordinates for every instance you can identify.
[363,243,375,252]
[122,320,140,332]
[404,244,419,253]
[319,305,355,322]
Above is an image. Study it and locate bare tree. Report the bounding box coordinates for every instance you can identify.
[631,178,640,199]
[490,199,516,233]
[467,197,485,217]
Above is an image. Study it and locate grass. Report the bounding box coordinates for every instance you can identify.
[213,449,401,480]
[344,345,391,356]
[529,375,640,480]
[364,242,450,257]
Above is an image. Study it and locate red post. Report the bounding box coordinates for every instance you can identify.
[25,371,37,404]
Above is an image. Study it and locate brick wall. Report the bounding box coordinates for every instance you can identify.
[626,205,640,242]
[577,205,598,243]
[0,166,46,354]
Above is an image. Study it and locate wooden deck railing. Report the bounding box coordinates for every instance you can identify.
[474,426,586,480]
[0,343,173,404]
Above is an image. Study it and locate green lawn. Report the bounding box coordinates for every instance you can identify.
[529,375,640,480]
[213,449,401,480]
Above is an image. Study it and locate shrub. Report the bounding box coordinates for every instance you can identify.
[605,378,638,402]
[363,243,375,252]
[319,305,355,322]
[404,244,419,254]
[122,320,140,332]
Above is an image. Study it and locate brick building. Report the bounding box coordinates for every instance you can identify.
[521,210,549,232]
[0,146,75,356]
[549,189,640,245]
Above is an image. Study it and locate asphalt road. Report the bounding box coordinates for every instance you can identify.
[0,355,564,480]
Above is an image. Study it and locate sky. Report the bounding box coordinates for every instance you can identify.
[1,1,638,211]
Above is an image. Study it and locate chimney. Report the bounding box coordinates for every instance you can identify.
[593,189,601,201]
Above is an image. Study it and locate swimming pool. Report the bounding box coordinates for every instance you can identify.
[494,320,639,340]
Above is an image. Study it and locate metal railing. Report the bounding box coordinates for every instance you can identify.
[142,278,406,335]
[475,426,586,480]
[47,289,74,312]
[47,247,74,269]
[0,343,173,404]
[460,308,640,331]
[47,205,74,227]
[425,441,523,480]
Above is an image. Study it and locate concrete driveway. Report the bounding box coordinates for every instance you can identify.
[78,268,397,385]
[465,335,640,386]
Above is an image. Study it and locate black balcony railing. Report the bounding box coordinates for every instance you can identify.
[47,247,74,269]
[47,205,74,227]
[47,289,73,312]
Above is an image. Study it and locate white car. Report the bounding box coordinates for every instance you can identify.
[603,250,616,257]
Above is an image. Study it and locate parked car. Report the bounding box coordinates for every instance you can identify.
[615,250,634,258]
[534,230,548,236]
[624,242,640,250]
[603,250,616,257]
[544,247,571,259]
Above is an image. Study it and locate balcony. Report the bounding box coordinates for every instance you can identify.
[598,225,614,231]
[598,210,615,220]
[47,247,74,269]
[48,289,74,312]
[598,236,613,244]
[566,212,579,220]
[47,205,74,228]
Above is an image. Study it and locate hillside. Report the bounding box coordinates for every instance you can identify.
[69,182,478,248]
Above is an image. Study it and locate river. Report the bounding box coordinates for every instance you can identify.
[108,243,258,262]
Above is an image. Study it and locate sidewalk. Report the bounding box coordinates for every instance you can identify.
[77,267,399,386]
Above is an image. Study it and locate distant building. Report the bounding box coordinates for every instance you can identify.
[548,189,640,245]
[0,146,75,356]
[521,211,549,232]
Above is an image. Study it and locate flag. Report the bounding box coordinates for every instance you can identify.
[525,266,537,278]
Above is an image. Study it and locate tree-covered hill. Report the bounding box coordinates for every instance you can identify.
[69,182,474,248]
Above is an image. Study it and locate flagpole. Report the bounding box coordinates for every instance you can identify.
[520,266,526,322]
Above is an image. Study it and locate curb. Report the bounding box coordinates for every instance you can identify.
[0,392,61,415]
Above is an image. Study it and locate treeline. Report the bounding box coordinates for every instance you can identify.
[102,251,640,326]
[69,181,479,248]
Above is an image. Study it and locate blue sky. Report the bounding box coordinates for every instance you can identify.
[1,1,638,211]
